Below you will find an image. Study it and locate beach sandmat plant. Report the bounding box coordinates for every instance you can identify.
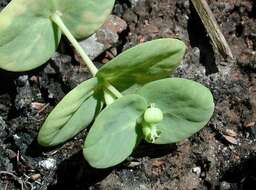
[0,0,214,168]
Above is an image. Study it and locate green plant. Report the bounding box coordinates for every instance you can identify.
[0,0,214,169]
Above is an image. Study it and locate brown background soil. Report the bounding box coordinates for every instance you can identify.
[0,0,256,190]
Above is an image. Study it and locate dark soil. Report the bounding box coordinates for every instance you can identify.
[0,0,256,190]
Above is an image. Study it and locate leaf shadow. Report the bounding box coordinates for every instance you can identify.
[132,140,177,159]
[47,151,113,190]
[46,143,176,190]
[132,125,177,159]
[26,139,61,157]
[0,69,17,96]
[221,156,256,190]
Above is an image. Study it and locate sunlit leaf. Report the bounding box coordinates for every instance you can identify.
[83,94,147,168]
[137,78,214,144]
[97,38,186,93]
[0,0,115,71]
[38,78,102,146]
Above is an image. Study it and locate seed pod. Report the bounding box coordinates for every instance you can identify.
[144,107,163,124]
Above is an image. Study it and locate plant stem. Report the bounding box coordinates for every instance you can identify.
[104,90,115,105]
[51,12,122,98]
[51,12,98,76]
[105,83,122,98]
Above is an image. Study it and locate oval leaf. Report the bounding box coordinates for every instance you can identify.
[83,94,147,168]
[97,38,186,93]
[55,0,115,39]
[0,0,115,71]
[38,78,101,146]
[0,0,61,71]
[137,78,214,144]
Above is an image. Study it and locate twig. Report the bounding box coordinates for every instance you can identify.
[0,171,24,190]
[4,183,8,190]
[0,171,35,190]
[37,103,50,115]
[191,0,234,59]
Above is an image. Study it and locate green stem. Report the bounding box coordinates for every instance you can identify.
[51,12,122,98]
[104,89,115,105]
[105,83,122,98]
[51,12,98,76]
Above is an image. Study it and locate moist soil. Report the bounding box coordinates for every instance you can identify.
[0,0,256,190]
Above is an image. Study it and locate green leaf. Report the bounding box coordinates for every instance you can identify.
[83,94,147,168]
[0,0,115,71]
[137,78,214,144]
[97,38,186,93]
[54,0,115,39]
[38,78,101,146]
[0,1,61,71]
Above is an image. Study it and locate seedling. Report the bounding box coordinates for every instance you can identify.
[0,0,214,169]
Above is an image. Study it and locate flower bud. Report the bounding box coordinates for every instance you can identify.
[144,107,163,124]
[142,125,161,143]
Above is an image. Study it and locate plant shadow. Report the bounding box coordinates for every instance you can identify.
[221,156,256,190]
[26,139,61,157]
[0,69,17,95]
[132,140,177,159]
[47,151,113,190]
[45,140,176,190]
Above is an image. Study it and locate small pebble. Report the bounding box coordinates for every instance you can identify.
[223,135,239,145]
[31,173,41,181]
[224,129,237,137]
[220,181,231,190]
[13,134,21,140]
[39,158,56,170]
[192,166,201,176]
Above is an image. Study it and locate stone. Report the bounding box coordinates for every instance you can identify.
[129,0,146,8]
[220,181,231,190]
[78,15,127,60]
[0,0,10,10]
[0,117,7,139]
[15,75,33,110]
[39,158,57,170]
[192,166,202,176]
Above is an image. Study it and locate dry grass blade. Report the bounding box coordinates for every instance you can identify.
[191,0,234,59]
